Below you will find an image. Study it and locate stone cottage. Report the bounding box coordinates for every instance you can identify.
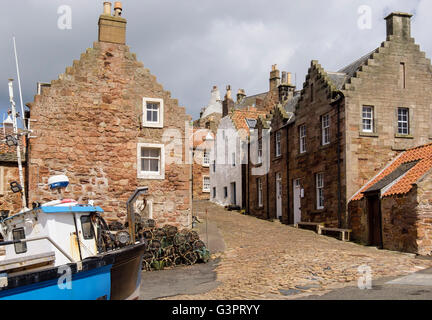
[284,12,432,229]
[211,86,267,208]
[191,128,214,201]
[349,143,432,255]
[25,2,192,227]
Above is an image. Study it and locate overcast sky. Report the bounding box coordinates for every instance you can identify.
[0,0,430,121]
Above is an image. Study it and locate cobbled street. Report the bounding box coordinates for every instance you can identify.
[161,201,432,300]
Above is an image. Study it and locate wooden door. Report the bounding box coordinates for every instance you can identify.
[368,195,382,247]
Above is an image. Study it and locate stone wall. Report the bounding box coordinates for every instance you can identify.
[0,164,24,214]
[415,169,432,255]
[27,41,191,228]
[344,35,432,205]
[289,63,346,227]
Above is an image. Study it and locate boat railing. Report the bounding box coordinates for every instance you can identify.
[0,236,76,264]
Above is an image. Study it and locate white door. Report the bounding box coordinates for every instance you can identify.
[293,179,301,224]
[276,173,282,219]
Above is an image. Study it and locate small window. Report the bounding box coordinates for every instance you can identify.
[143,97,164,128]
[316,173,324,210]
[362,106,374,133]
[310,83,314,102]
[141,148,160,173]
[203,150,210,166]
[12,228,27,254]
[203,176,210,192]
[397,108,409,135]
[275,131,281,157]
[321,114,330,145]
[213,187,216,198]
[213,160,216,173]
[258,139,263,164]
[400,62,406,89]
[257,178,263,207]
[232,152,236,167]
[80,215,94,240]
[299,125,306,154]
[224,187,228,198]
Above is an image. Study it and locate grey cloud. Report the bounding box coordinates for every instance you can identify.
[0,0,429,121]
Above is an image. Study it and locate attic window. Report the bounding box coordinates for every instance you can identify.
[143,97,164,128]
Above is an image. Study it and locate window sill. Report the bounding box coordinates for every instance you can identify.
[395,134,413,139]
[319,143,332,150]
[137,172,165,180]
[142,122,164,129]
[202,164,210,168]
[202,190,210,193]
[359,132,379,138]
[273,155,283,161]
[297,152,307,158]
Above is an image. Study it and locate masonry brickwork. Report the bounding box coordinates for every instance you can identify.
[26,9,191,228]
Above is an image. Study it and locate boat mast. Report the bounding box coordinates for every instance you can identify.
[8,79,27,209]
[12,37,27,130]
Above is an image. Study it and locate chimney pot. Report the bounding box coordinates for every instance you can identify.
[114,1,123,16]
[385,12,413,40]
[287,72,292,85]
[103,2,112,15]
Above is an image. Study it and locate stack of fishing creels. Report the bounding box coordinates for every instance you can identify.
[142,220,211,271]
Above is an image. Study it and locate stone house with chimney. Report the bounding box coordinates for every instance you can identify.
[349,143,432,255]
[211,105,266,208]
[288,12,432,230]
[25,2,192,227]
[245,12,432,243]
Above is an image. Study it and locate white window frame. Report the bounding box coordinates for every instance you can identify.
[275,131,281,157]
[321,114,330,145]
[362,106,374,133]
[258,138,263,164]
[299,125,306,154]
[258,178,263,207]
[203,176,210,193]
[397,107,409,135]
[143,97,164,128]
[137,143,165,180]
[316,173,324,210]
[203,149,210,167]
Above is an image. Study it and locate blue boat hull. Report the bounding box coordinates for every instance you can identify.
[0,264,112,300]
[0,243,146,300]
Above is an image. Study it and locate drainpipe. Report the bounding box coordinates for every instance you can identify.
[331,91,345,228]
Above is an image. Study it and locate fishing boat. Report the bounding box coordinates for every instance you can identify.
[0,79,147,300]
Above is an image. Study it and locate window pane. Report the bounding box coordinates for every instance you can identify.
[150,159,159,172]
[13,228,27,254]
[81,215,94,240]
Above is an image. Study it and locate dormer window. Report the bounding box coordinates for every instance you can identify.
[143,97,164,128]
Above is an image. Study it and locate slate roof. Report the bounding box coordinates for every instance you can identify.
[351,143,432,201]
[235,92,267,109]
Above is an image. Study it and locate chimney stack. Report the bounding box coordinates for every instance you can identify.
[278,71,295,103]
[269,64,281,91]
[98,1,127,45]
[237,89,246,103]
[385,12,413,40]
[222,85,234,117]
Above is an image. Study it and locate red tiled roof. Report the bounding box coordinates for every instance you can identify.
[190,128,214,149]
[230,107,267,137]
[351,143,432,201]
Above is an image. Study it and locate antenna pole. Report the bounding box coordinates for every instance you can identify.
[13,37,26,130]
[8,79,27,210]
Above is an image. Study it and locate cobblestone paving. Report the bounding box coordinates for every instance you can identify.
[166,201,432,300]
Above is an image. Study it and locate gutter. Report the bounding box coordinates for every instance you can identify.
[330,90,345,228]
